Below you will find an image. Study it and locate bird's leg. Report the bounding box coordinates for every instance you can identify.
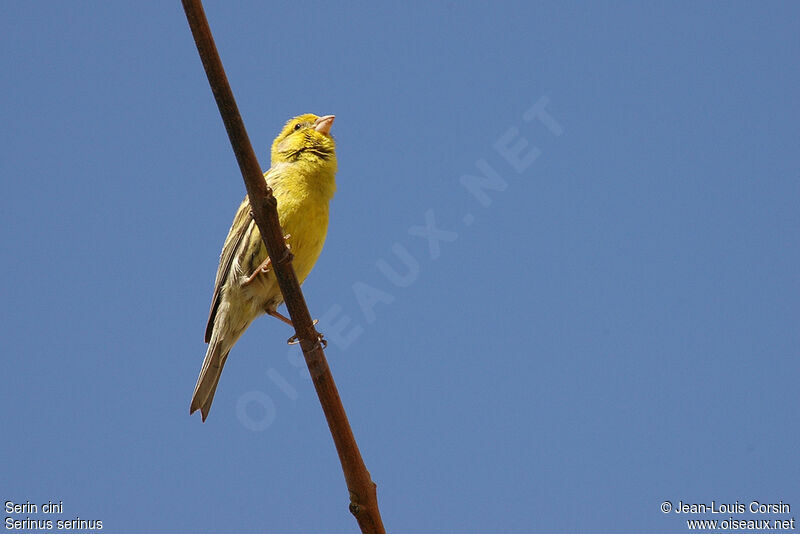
[242,235,291,287]
[267,309,294,327]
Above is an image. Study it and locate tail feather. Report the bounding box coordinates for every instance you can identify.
[190,336,230,422]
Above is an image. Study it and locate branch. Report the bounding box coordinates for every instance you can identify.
[180,2,386,532]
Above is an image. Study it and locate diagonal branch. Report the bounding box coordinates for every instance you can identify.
[180,2,386,532]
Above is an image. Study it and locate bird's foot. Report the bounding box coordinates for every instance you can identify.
[287,320,326,348]
[243,257,272,286]
[242,235,291,286]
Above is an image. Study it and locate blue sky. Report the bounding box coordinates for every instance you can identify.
[2,2,798,532]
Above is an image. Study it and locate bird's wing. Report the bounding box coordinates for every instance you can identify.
[205,196,255,343]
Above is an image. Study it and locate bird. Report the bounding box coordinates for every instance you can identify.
[190,113,337,421]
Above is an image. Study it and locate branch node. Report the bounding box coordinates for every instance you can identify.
[349,502,361,516]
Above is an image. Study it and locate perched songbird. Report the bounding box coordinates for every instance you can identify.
[190,114,337,421]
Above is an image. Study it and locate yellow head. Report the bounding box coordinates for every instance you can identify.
[271,114,337,168]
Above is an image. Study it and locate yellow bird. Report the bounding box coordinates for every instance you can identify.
[191,114,337,421]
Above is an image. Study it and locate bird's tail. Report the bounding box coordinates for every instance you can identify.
[190,334,232,422]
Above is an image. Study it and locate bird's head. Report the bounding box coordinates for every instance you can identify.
[271,114,337,167]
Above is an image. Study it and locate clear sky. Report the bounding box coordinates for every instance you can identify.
[2,2,798,533]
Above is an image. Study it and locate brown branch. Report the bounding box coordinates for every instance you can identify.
[180,2,386,532]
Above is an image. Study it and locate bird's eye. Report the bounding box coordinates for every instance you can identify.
[293,123,302,131]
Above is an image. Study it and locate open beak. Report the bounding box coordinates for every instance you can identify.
[314,115,335,135]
